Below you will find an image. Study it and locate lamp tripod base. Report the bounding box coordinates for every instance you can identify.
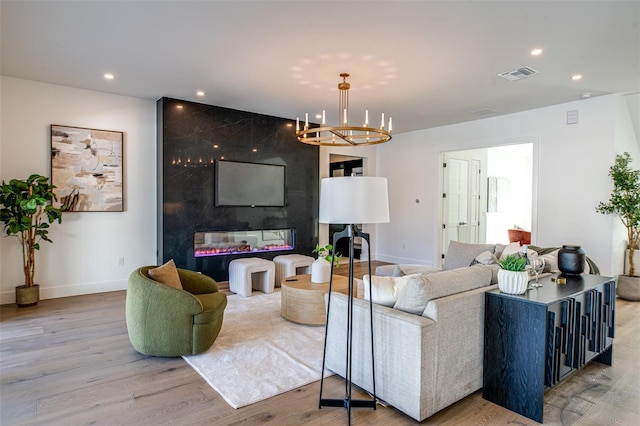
[319,224,377,424]
[320,398,376,409]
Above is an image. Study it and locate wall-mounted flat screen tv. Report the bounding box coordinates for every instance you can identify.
[215,160,286,207]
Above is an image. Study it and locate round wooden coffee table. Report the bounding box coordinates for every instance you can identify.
[280,274,351,325]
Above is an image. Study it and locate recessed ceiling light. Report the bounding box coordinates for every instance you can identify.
[213,144,219,148]
[286,123,293,127]
[252,148,258,152]
[104,73,114,80]
[196,91,205,97]
[572,74,582,81]
[176,105,183,109]
[531,48,543,56]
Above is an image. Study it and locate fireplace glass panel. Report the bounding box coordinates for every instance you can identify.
[194,229,295,257]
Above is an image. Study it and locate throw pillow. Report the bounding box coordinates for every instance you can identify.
[494,243,507,258]
[442,241,496,270]
[470,250,498,266]
[392,274,431,314]
[540,250,560,273]
[363,274,421,307]
[391,265,405,277]
[500,242,522,258]
[148,259,183,290]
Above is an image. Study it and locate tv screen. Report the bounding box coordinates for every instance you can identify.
[215,160,286,207]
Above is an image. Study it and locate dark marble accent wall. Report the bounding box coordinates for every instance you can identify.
[157,97,319,281]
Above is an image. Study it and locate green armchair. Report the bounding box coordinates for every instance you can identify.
[126,266,227,357]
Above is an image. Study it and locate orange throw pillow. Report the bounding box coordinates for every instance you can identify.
[148,259,183,290]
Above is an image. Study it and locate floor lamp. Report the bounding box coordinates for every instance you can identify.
[318,176,390,425]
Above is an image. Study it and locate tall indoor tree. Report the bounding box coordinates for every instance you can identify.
[596,152,640,300]
[0,174,64,306]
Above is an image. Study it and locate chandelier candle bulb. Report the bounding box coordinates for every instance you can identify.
[389,117,393,132]
[365,110,369,126]
[343,108,348,125]
[296,117,300,132]
[305,113,309,130]
[322,110,326,125]
[381,113,385,130]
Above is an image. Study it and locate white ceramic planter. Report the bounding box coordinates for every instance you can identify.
[311,257,331,283]
[497,269,529,295]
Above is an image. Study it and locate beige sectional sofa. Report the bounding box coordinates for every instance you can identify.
[324,263,500,422]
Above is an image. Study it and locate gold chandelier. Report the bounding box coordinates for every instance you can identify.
[296,73,392,146]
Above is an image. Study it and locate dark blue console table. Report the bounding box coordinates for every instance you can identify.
[482,274,615,423]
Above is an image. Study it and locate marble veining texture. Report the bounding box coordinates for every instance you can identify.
[157,98,319,281]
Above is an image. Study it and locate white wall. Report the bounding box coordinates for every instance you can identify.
[608,93,640,275]
[376,95,638,276]
[0,76,157,304]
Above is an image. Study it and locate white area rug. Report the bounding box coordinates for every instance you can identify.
[183,290,328,408]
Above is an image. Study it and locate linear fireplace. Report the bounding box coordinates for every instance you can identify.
[194,229,295,257]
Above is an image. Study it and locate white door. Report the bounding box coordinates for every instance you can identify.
[468,159,481,243]
[442,155,482,259]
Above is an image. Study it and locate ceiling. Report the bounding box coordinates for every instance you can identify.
[1,1,639,134]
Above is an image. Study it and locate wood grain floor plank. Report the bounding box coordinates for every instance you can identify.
[1,266,638,426]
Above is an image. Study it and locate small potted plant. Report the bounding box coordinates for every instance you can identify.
[310,244,342,283]
[596,152,640,300]
[0,174,64,306]
[497,254,529,294]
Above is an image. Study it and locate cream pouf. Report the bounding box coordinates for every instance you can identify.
[229,258,275,297]
[273,254,314,286]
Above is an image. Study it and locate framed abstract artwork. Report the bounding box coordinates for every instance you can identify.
[50,124,124,212]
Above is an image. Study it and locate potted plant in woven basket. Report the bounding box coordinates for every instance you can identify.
[497,254,529,295]
[0,174,64,306]
[596,152,640,301]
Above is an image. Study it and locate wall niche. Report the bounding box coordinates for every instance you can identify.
[157,97,319,281]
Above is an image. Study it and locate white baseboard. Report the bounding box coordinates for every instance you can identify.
[0,279,127,305]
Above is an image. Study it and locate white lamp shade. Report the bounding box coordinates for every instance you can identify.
[319,176,390,224]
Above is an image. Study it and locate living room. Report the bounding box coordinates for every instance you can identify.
[1,1,639,425]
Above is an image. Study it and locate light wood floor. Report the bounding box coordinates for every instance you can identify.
[1,263,639,425]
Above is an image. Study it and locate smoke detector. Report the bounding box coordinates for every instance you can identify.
[497,67,539,81]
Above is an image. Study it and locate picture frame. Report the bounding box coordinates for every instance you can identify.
[50,124,124,212]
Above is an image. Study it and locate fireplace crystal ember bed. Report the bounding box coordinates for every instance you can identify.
[194,229,295,257]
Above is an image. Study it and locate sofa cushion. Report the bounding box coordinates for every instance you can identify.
[375,264,441,277]
[363,274,422,307]
[442,241,496,270]
[148,259,183,290]
[393,265,493,315]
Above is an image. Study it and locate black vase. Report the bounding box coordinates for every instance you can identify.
[558,245,586,275]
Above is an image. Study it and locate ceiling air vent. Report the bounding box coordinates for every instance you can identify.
[498,66,539,81]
